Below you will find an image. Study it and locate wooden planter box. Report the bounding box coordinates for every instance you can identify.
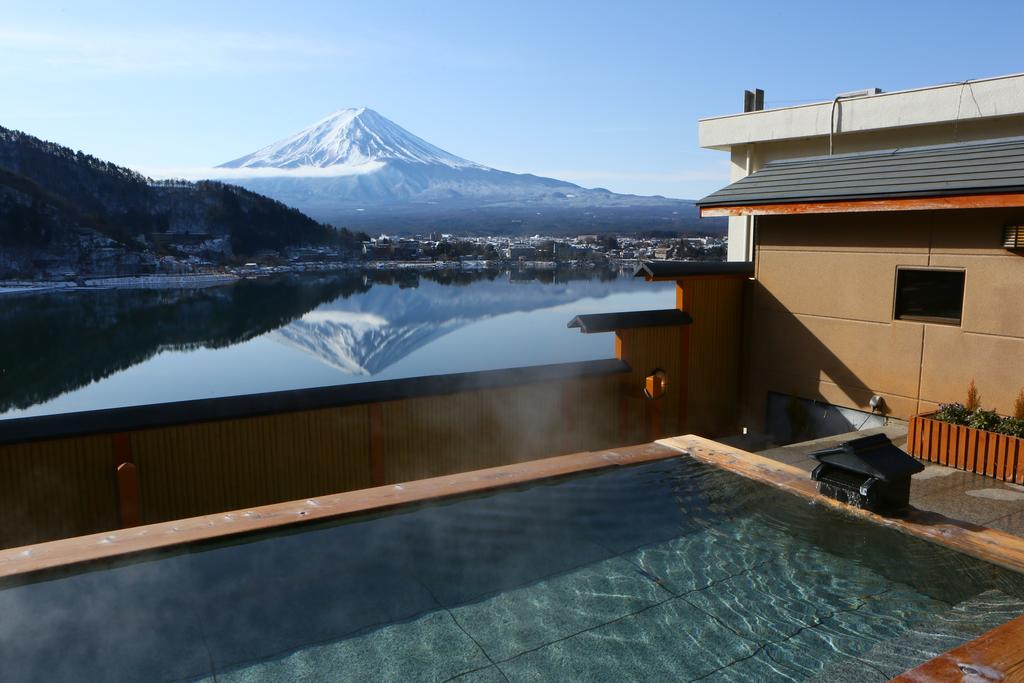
[908,413,1024,483]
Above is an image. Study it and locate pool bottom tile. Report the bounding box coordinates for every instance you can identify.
[451,555,666,662]
[697,650,805,683]
[684,548,898,643]
[626,522,776,595]
[212,610,490,682]
[449,666,509,682]
[497,597,759,681]
[197,563,439,671]
[0,556,212,682]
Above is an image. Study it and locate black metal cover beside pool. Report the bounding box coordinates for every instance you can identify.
[809,433,925,515]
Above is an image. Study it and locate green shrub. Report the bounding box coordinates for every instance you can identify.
[968,409,1003,432]
[932,397,1024,438]
[933,402,970,425]
[998,417,1024,439]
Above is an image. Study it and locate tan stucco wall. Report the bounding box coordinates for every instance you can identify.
[745,208,1024,427]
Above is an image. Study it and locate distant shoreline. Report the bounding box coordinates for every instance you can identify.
[0,258,656,295]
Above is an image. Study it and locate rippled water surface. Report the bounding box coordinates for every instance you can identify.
[3,456,1023,681]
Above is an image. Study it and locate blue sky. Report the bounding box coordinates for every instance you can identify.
[2,0,1022,199]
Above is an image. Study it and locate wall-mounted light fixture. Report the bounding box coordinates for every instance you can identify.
[1005,225,1024,250]
[644,370,668,400]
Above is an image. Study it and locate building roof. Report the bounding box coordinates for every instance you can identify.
[567,309,692,334]
[697,137,1024,210]
[633,260,754,280]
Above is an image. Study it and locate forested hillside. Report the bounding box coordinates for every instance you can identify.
[0,125,363,277]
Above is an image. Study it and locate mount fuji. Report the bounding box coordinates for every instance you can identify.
[216,108,716,234]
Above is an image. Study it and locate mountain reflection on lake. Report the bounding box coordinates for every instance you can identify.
[0,267,674,420]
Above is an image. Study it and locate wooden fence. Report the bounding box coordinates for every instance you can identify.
[908,413,1024,483]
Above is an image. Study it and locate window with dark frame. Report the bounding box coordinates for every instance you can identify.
[894,269,965,325]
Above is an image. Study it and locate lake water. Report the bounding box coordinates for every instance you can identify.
[0,268,674,420]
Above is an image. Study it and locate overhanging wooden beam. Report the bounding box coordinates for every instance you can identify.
[699,192,1024,217]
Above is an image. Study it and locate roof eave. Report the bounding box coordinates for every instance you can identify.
[699,192,1024,217]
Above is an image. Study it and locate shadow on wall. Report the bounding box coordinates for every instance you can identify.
[765,392,887,445]
[744,283,891,444]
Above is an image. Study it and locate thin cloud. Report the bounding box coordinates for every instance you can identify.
[138,163,386,181]
[0,26,371,75]
[530,168,730,184]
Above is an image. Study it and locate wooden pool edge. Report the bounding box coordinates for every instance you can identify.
[657,434,1024,683]
[890,612,1024,681]
[8,433,1024,579]
[0,441,681,581]
[657,435,1024,575]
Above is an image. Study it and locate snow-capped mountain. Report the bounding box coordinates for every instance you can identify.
[221,107,484,171]
[215,108,713,234]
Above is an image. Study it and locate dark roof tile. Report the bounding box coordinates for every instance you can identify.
[698,137,1024,207]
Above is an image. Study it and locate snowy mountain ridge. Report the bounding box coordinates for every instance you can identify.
[219,108,485,172]
[211,107,719,234]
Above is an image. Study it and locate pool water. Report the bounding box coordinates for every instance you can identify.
[2,457,1023,682]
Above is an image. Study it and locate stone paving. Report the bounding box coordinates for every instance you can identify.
[754,423,1024,536]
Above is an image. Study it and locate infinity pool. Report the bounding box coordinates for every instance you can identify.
[2,456,1023,681]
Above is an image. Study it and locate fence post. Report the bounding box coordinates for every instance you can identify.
[111,433,140,527]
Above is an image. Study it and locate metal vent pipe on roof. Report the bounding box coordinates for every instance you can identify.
[743,89,765,113]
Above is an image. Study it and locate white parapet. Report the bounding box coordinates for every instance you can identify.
[699,72,1024,151]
